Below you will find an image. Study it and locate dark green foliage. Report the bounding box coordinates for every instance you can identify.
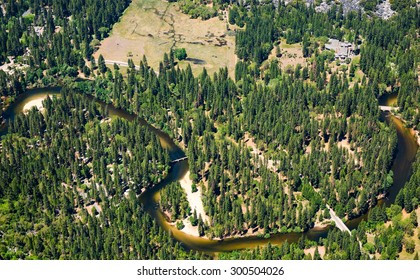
[404,239,415,254]
[390,0,415,11]
[160,182,190,221]
[360,0,380,12]
[0,0,131,70]
[75,45,402,239]
[179,0,217,20]
[1,0,419,260]
[322,229,367,260]
[98,55,107,74]
[174,48,188,60]
[235,5,275,64]
[0,87,205,259]
[396,154,420,212]
[231,0,419,125]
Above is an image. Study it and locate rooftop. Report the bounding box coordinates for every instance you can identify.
[325,39,354,60]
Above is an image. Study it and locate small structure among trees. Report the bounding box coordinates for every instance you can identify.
[324,39,354,61]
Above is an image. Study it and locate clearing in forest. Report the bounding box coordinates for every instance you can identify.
[266,39,306,71]
[94,0,237,76]
[279,40,306,69]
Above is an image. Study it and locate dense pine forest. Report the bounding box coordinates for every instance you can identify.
[0,87,210,259]
[0,0,419,260]
[0,0,131,112]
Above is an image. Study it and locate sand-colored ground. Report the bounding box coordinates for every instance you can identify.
[179,171,210,224]
[22,98,46,113]
[399,227,420,260]
[95,0,237,77]
[380,207,420,259]
[304,246,326,259]
[313,218,332,230]
[179,217,200,237]
[0,60,13,72]
[266,40,306,71]
[410,127,420,147]
[85,202,102,216]
[337,137,352,152]
[337,136,363,166]
[280,41,306,69]
[0,57,28,75]
[397,208,420,259]
[243,132,282,175]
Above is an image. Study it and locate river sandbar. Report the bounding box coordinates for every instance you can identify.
[22,97,46,113]
[179,171,210,225]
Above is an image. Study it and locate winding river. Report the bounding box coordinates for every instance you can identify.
[0,88,418,254]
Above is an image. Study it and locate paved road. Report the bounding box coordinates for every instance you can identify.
[104,60,140,70]
[326,204,351,234]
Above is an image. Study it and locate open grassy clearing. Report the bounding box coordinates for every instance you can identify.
[265,39,307,72]
[94,0,237,77]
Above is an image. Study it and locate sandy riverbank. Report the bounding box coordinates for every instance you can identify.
[391,113,420,147]
[22,97,46,113]
[411,127,420,147]
[312,220,332,231]
[179,171,210,224]
[168,170,210,237]
[180,218,201,237]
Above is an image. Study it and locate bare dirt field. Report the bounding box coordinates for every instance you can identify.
[94,0,237,77]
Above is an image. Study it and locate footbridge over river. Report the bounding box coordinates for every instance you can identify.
[323,103,401,235]
[379,105,400,112]
[171,156,188,164]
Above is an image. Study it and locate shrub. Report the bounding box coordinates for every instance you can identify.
[174,48,187,60]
